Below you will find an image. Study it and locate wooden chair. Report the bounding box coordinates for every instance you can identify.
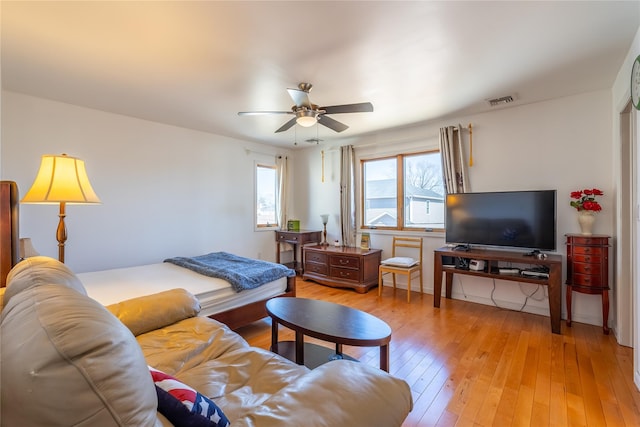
[378,236,423,302]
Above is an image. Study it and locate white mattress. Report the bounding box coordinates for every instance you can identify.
[78,262,288,317]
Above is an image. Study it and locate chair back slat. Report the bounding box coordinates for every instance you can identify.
[391,236,422,261]
[380,236,424,302]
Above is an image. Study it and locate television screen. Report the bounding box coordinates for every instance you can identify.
[445,190,557,251]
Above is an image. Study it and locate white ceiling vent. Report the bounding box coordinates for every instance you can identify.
[486,95,516,107]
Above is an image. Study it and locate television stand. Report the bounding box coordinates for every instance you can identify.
[433,246,563,334]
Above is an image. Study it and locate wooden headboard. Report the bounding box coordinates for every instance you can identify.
[1,181,20,287]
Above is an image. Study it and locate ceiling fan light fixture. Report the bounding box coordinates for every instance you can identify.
[296,110,318,127]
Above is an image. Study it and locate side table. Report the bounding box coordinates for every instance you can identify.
[275,230,322,275]
[565,234,610,334]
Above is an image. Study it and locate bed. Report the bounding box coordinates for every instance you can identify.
[0,180,296,329]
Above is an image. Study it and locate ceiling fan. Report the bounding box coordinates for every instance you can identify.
[238,82,374,133]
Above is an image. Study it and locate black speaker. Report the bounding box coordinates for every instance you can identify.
[441,256,455,266]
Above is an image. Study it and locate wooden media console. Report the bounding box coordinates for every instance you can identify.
[433,246,563,334]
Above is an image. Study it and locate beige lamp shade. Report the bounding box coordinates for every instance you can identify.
[21,154,101,204]
[21,154,101,263]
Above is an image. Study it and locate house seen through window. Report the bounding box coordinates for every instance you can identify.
[362,151,445,230]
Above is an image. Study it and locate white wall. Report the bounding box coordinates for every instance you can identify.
[0,91,294,273]
[295,89,614,327]
[611,25,640,386]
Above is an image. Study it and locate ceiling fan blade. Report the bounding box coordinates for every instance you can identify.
[287,88,311,108]
[318,115,349,133]
[275,117,297,133]
[238,111,292,116]
[320,102,374,114]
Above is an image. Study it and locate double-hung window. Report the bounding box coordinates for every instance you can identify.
[256,163,277,228]
[361,150,445,230]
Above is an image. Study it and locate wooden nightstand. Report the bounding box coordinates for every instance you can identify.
[275,230,322,275]
[565,234,610,334]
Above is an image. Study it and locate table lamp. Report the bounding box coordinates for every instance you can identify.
[320,214,329,246]
[21,154,101,263]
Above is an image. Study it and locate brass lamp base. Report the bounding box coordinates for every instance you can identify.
[56,202,67,263]
[320,224,329,246]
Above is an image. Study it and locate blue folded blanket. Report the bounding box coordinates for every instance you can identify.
[164,252,295,293]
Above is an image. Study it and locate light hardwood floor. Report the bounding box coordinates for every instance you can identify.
[236,278,640,426]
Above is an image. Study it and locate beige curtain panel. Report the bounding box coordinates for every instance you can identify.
[276,155,288,229]
[439,125,469,194]
[340,145,356,247]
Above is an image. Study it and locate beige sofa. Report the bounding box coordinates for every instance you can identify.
[1,257,413,426]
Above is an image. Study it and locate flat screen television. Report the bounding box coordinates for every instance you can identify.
[445,190,557,251]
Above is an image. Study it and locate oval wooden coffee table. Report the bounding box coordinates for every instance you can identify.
[265,297,392,371]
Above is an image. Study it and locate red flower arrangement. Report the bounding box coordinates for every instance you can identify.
[570,188,603,212]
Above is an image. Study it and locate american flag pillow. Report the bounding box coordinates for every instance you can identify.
[149,366,230,427]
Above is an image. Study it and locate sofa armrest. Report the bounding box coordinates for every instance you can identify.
[106,288,200,336]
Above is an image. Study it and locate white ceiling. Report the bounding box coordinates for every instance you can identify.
[2,1,639,148]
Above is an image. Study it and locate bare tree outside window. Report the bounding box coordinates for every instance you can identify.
[404,152,444,229]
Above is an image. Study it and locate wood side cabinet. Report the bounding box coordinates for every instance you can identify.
[302,245,382,293]
[565,234,610,334]
[275,230,322,275]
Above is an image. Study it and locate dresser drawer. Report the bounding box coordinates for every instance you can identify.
[330,267,360,281]
[572,254,602,264]
[277,232,301,243]
[306,251,327,264]
[305,262,328,276]
[330,255,360,270]
[572,246,604,256]
[568,236,609,246]
[572,273,606,287]
[573,262,603,275]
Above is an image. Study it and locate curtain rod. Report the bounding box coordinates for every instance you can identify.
[244,147,282,157]
[352,123,473,150]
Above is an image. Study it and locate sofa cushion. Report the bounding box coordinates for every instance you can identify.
[1,256,160,426]
[150,366,230,427]
[107,288,201,336]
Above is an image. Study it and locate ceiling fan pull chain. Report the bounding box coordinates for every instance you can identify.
[469,123,474,167]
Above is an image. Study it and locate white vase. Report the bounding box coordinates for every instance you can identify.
[578,211,596,235]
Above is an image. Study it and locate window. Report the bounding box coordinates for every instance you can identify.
[362,151,445,230]
[256,164,277,228]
